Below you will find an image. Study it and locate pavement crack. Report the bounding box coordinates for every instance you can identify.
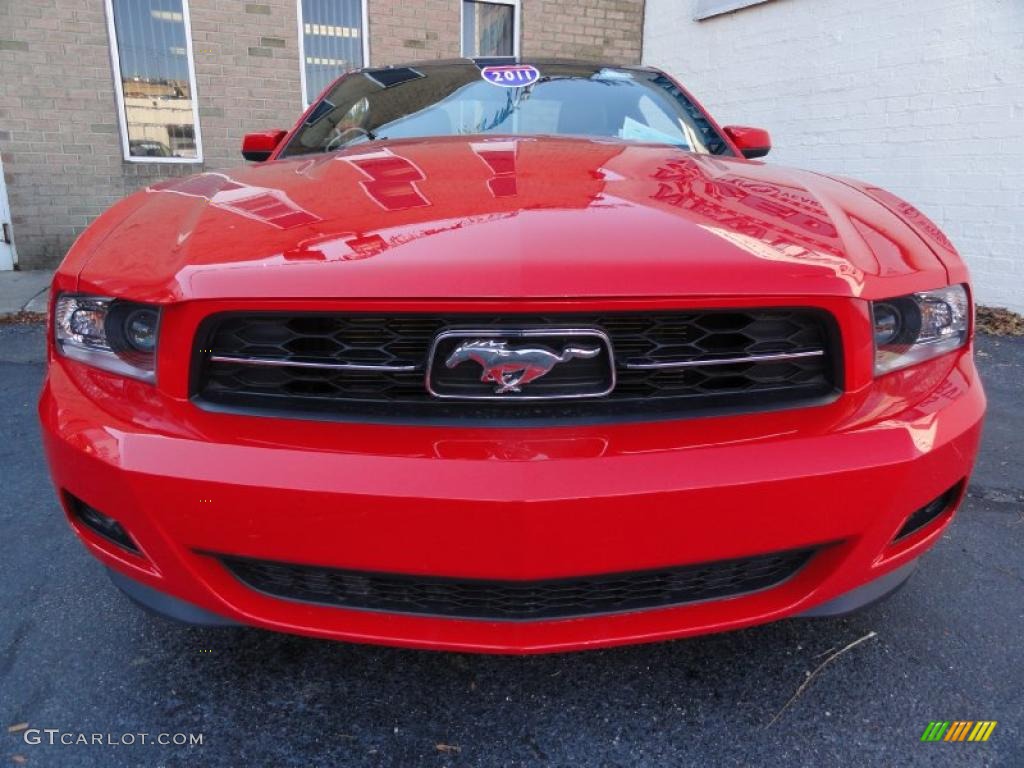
[765,631,878,728]
[966,483,1024,507]
[0,618,35,681]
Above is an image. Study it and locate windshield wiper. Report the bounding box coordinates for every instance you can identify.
[324,127,385,153]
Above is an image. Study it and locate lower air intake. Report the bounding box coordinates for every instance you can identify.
[895,482,964,541]
[215,547,817,621]
[64,492,140,554]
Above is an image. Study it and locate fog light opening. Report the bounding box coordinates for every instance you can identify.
[894,481,965,541]
[64,493,141,554]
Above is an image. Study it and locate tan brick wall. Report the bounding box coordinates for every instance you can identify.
[1,1,125,269]
[365,0,644,67]
[368,0,461,64]
[190,2,304,169]
[1,0,642,269]
[0,0,302,269]
[521,0,643,65]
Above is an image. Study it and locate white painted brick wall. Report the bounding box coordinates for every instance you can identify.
[643,0,1024,311]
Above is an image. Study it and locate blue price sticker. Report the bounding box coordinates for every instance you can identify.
[481,64,540,88]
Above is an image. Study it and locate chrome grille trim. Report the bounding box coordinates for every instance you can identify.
[623,349,826,370]
[208,354,420,373]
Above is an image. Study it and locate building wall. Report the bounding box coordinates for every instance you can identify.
[367,0,461,63]
[191,2,304,167]
[0,0,643,270]
[522,0,643,64]
[644,0,1024,312]
[0,0,304,270]
[368,0,644,64]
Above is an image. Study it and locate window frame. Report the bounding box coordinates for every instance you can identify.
[694,0,774,21]
[103,0,204,164]
[297,0,371,109]
[460,0,521,58]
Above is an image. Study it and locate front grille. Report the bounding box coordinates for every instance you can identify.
[216,548,817,621]
[193,309,839,423]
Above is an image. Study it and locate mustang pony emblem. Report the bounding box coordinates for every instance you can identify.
[445,340,601,394]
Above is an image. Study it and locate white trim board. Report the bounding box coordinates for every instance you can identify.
[0,152,16,270]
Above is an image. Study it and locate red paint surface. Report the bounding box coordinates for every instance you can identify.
[41,70,985,652]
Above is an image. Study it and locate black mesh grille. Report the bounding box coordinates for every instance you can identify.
[193,309,839,423]
[216,548,817,620]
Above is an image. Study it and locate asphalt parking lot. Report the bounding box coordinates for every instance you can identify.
[1,323,1021,767]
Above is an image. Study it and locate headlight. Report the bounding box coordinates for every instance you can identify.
[872,285,970,375]
[54,294,160,382]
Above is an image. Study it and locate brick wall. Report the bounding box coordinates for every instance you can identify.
[364,1,644,67]
[0,0,303,270]
[522,0,642,64]
[0,0,643,270]
[644,0,1024,312]
[190,2,303,168]
[368,0,461,63]
[0,1,126,270]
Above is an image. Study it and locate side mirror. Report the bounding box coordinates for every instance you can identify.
[723,125,771,159]
[242,130,287,162]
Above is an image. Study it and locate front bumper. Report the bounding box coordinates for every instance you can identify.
[40,342,984,653]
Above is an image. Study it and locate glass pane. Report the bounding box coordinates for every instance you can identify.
[302,0,365,105]
[462,1,514,57]
[110,0,199,159]
[283,63,731,158]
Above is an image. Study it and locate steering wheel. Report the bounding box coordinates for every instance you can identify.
[325,125,373,152]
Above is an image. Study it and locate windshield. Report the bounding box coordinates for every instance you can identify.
[281,61,732,157]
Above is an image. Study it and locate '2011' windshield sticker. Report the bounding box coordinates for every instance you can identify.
[481,64,540,88]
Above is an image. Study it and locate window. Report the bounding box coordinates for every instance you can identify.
[462,0,519,57]
[694,0,775,20]
[298,0,369,107]
[281,62,731,158]
[105,0,203,163]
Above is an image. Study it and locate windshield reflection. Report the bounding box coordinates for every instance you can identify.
[282,61,731,157]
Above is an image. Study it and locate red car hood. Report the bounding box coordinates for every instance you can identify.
[74,136,949,302]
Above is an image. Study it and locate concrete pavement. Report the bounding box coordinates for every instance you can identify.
[0,270,52,317]
[1,322,1021,766]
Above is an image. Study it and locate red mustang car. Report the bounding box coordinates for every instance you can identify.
[40,60,985,653]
